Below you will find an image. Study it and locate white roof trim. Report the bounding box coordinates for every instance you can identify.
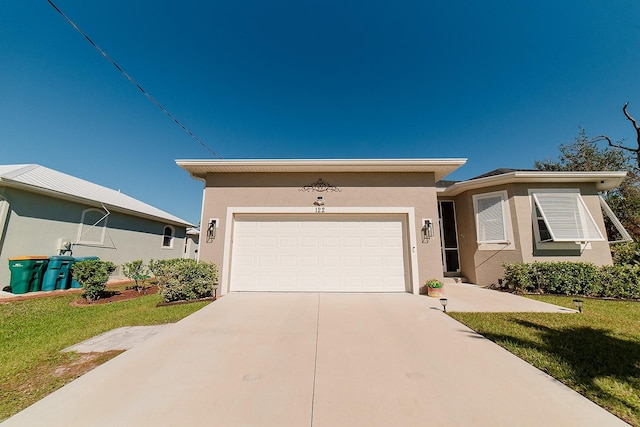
[176,158,467,182]
[442,171,627,196]
[0,164,192,227]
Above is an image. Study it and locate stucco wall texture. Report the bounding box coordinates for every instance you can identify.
[198,172,443,293]
[451,182,613,286]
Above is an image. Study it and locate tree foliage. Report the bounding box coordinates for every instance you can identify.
[535,129,640,240]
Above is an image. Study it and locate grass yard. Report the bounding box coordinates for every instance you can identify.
[0,290,210,421]
[450,296,640,426]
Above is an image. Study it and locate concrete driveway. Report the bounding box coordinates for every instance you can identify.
[3,293,627,426]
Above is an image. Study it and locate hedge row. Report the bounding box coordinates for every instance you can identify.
[503,262,640,299]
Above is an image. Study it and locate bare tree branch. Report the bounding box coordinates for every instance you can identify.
[591,134,638,153]
[590,103,640,169]
[623,102,640,146]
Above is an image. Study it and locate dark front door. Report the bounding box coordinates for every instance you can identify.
[439,201,460,273]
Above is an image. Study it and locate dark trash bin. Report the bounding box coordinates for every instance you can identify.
[8,256,49,294]
[70,256,100,288]
[42,256,76,291]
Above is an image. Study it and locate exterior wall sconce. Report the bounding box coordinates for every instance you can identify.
[422,219,434,243]
[440,298,448,313]
[314,196,325,206]
[573,299,583,313]
[207,218,218,243]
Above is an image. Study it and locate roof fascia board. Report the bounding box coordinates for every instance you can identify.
[442,171,627,196]
[176,158,468,182]
[0,178,193,227]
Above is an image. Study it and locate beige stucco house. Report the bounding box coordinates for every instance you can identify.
[177,159,628,295]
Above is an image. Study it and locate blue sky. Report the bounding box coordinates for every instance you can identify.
[3,0,640,223]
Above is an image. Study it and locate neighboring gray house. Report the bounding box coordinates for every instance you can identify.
[0,164,194,287]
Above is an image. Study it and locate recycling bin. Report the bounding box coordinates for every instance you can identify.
[8,256,49,294]
[42,256,76,291]
[70,256,100,288]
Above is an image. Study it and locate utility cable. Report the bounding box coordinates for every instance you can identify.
[46,0,223,159]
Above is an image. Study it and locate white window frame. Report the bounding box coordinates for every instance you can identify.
[162,225,175,249]
[472,190,512,245]
[529,189,604,250]
[76,208,108,246]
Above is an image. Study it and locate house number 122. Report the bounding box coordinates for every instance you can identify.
[315,207,325,213]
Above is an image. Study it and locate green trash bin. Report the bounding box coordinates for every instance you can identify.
[8,256,49,294]
[70,256,100,289]
[42,256,76,291]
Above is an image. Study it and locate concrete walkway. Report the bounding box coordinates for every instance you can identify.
[424,283,577,312]
[62,326,171,353]
[3,292,627,426]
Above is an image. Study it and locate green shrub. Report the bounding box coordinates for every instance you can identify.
[151,258,218,303]
[502,261,640,299]
[597,264,640,299]
[611,241,640,266]
[148,258,184,278]
[121,260,148,293]
[502,262,536,292]
[71,260,116,301]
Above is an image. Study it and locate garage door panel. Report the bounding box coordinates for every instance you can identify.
[321,237,340,248]
[230,215,409,292]
[321,256,340,268]
[257,236,277,248]
[278,256,297,268]
[363,237,382,248]
[342,256,361,267]
[259,256,276,267]
[301,237,319,247]
[300,256,318,268]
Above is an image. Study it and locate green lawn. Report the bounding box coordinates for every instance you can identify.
[450,296,640,426]
[0,291,210,421]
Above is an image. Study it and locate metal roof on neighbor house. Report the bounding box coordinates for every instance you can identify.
[0,164,192,227]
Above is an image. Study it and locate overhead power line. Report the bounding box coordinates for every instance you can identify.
[46,0,222,159]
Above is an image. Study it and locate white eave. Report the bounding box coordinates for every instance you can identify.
[441,171,627,196]
[176,158,468,182]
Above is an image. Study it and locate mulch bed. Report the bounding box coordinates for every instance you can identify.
[156,296,217,307]
[71,285,158,306]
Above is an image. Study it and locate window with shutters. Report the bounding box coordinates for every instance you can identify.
[76,208,108,245]
[530,189,604,247]
[473,191,511,244]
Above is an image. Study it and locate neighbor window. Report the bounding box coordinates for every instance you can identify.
[77,208,108,245]
[473,191,511,244]
[530,189,604,244]
[162,225,174,248]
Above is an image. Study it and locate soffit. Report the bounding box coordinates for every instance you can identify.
[442,171,627,196]
[176,159,467,182]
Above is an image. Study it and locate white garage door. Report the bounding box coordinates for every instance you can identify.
[230,214,409,292]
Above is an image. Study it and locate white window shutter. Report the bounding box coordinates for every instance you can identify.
[476,195,506,243]
[533,192,604,242]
